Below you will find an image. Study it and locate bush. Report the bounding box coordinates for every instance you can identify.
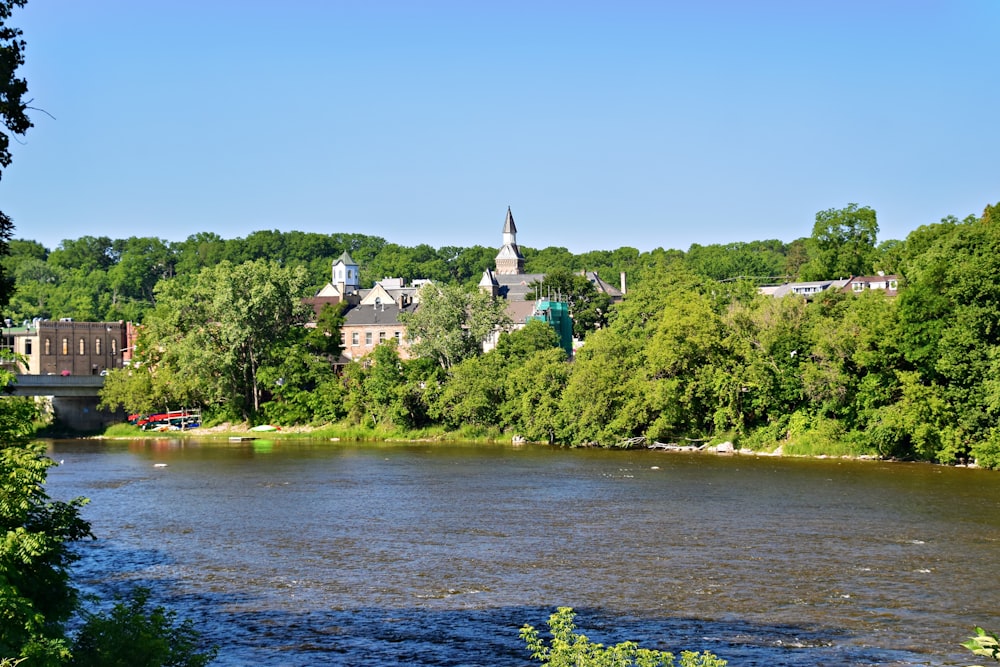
[964,627,1000,665]
[520,607,726,667]
[71,588,217,667]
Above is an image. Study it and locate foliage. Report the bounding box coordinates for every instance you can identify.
[70,587,217,667]
[685,240,790,283]
[400,283,510,370]
[0,370,93,665]
[529,267,613,337]
[520,607,726,667]
[20,193,1000,464]
[800,203,879,280]
[305,302,347,359]
[963,627,1000,666]
[100,259,313,420]
[0,0,29,308]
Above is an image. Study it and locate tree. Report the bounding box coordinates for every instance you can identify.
[47,236,117,274]
[101,259,312,420]
[107,237,174,313]
[494,319,560,362]
[305,302,346,360]
[800,204,879,280]
[529,267,612,337]
[1,364,93,665]
[70,588,217,667]
[400,283,510,370]
[0,0,31,307]
[503,346,569,443]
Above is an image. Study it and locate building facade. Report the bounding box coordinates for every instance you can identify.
[1,319,128,375]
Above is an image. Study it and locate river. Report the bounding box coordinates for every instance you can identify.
[46,439,1000,666]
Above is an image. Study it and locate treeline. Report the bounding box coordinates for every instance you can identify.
[96,202,1000,468]
[3,230,644,323]
[2,205,895,325]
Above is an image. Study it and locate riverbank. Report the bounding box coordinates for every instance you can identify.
[68,422,988,469]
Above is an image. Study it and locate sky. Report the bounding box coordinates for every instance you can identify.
[2,1,998,255]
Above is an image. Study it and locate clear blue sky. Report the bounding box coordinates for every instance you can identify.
[3,1,998,255]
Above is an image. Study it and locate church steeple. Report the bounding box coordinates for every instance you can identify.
[495,207,525,275]
[331,251,359,294]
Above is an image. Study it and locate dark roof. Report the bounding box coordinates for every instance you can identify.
[502,206,517,234]
[342,302,417,327]
[504,299,538,324]
[492,273,547,301]
[584,271,623,299]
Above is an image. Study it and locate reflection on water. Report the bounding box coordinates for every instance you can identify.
[47,440,1000,666]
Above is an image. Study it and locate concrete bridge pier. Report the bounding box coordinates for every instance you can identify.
[49,396,125,432]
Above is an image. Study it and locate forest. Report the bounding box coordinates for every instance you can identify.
[6,201,1000,468]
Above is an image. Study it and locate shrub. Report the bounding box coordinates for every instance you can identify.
[71,588,217,667]
[520,607,726,667]
[964,627,1000,665]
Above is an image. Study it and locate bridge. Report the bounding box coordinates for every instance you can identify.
[6,374,123,431]
[8,374,104,397]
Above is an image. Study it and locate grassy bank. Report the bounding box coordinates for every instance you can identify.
[93,421,512,444]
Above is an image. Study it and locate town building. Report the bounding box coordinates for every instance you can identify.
[308,253,426,362]
[479,208,624,353]
[760,273,900,299]
[1,318,131,375]
[842,274,900,295]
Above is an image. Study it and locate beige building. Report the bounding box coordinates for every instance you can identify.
[308,253,426,362]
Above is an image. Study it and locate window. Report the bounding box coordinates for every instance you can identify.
[378,331,386,342]
[45,338,51,355]
[889,279,898,290]
[96,338,102,355]
[62,338,69,355]
[351,332,359,345]
[25,339,32,355]
[852,282,864,292]
[111,339,117,356]
[395,331,402,343]
[79,338,86,355]
[365,332,372,345]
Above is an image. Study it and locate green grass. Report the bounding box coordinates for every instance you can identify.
[88,419,510,445]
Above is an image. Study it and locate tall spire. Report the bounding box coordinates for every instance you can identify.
[495,207,525,275]
[503,206,517,235]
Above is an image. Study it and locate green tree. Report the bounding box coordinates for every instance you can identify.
[101,260,312,420]
[400,283,510,370]
[7,257,60,320]
[107,237,174,316]
[0,0,32,308]
[429,352,506,429]
[503,346,569,443]
[305,302,346,360]
[494,319,560,362]
[714,293,809,435]
[0,368,93,666]
[341,343,428,429]
[70,588,217,667]
[529,267,612,337]
[800,204,879,280]
[171,232,227,276]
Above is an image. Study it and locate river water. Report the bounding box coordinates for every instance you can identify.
[46,439,1000,666]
